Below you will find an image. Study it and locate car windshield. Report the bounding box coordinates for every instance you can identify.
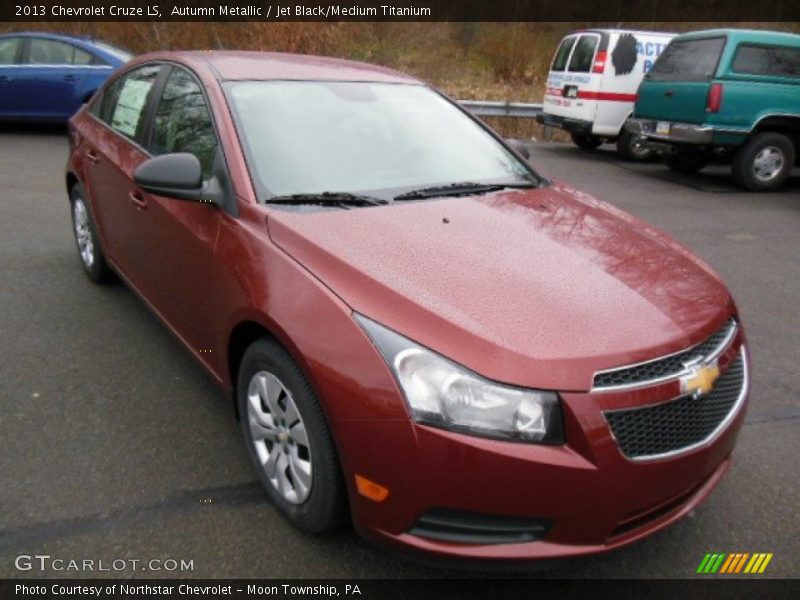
[226,81,539,201]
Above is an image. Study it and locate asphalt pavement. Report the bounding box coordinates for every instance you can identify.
[0,126,798,578]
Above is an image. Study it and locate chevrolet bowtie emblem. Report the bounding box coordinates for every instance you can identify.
[681,362,720,398]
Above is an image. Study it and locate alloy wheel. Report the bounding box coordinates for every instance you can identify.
[752,146,784,182]
[247,371,313,504]
[73,196,94,268]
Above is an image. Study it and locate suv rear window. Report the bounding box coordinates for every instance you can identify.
[568,35,599,73]
[732,44,800,78]
[551,37,577,72]
[648,37,725,82]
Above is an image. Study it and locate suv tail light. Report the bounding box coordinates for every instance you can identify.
[706,83,723,113]
[592,51,607,73]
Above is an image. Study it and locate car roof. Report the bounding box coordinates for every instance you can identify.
[0,30,94,43]
[134,50,421,84]
[674,28,800,46]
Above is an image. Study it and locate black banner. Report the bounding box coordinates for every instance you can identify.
[2,0,800,22]
[2,580,800,600]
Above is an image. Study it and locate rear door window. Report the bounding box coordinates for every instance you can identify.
[24,38,98,67]
[107,65,161,142]
[568,34,599,73]
[648,37,725,82]
[551,36,577,72]
[732,44,800,78]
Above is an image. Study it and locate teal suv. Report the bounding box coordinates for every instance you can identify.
[626,29,800,191]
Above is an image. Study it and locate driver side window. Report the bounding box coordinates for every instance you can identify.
[150,67,218,180]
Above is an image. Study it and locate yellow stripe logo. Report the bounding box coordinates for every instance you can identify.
[698,552,773,574]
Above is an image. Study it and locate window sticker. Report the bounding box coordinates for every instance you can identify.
[111,79,152,138]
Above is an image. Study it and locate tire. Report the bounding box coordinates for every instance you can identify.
[237,338,347,533]
[617,129,656,162]
[664,148,711,174]
[571,133,603,150]
[731,132,795,192]
[69,183,114,283]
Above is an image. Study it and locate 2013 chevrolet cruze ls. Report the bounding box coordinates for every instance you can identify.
[66,51,750,563]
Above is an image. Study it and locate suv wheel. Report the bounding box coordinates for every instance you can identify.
[237,338,347,533]
[664,148,711,174]
[69,184,114,283]
[732,132,795,192]
[617,129,656,162]
[571,133,603,150]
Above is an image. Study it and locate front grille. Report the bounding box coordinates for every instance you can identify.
[593,319,737,390]
[409,508,551,545]
[604,353,746,460]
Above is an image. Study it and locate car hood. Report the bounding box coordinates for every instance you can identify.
[266,183,732,391]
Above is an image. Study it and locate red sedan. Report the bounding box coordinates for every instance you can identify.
[65,51,749,563]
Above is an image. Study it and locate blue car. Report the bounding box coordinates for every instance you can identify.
[0,31,131,121]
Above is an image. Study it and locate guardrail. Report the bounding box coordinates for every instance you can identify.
[458,100,543,119]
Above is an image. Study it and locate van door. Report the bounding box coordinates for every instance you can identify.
[635,36,726,124]
[561,33,603,127]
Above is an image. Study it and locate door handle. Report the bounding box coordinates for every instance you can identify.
[86,150,100,164]
[63,74,79,82]
[0,75,10,83]
[129,191,148,210]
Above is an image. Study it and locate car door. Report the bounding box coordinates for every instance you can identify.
[131,65,224,357]
[0,36,23,116]
[82,64,163,284]
[18,37,94,118]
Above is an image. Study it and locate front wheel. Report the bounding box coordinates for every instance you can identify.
[664,148,711,174]
[732,132,795,192]
[571,133,603,150]
[617,129,656,162]
[238,338,347,533]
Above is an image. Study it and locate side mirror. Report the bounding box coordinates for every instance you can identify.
[134,153,220,206]
[507,139,530,160]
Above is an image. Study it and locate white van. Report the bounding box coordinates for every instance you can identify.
[536,29,675,160]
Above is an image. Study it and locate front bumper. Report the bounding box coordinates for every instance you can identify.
[334,333,749,562]
[626,118,714,145]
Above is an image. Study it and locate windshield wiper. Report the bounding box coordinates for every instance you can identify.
[266,192,388,207]
[394,181,536,201]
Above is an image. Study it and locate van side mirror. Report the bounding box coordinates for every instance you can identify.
[134,153,220,206]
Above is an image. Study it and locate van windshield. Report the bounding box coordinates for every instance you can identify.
[648,37,725,82]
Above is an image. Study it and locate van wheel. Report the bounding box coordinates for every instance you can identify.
[732,132,795,192]
[238,338,347,533]
[617,129,656,162]
[664,148,711,174]
[571,133,603,150]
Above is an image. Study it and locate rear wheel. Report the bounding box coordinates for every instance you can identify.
[237,338,347,533]
[617,129,656,162]
[571,133,603,150]
[732,132,795,192]
[69,184,114,283]
[664,148,711,174]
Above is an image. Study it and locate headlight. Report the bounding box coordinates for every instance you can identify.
[356,315,564,444]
